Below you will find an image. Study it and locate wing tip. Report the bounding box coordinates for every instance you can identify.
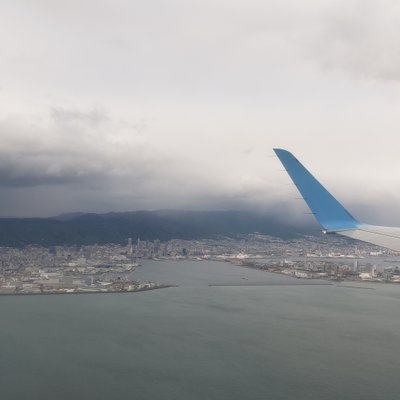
[273,148,296,161]
[273,148,289,154]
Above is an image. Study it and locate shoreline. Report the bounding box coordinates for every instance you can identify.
[0,284,177,297]
[208,282,332,287]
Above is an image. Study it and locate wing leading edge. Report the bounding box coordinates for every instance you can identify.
[274,148,400,252]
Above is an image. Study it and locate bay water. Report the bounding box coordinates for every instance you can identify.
[1,260,400,400]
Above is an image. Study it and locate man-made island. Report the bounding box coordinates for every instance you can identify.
[0,246,171,295]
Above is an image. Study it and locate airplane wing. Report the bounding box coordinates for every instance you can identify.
[274,148,400,252]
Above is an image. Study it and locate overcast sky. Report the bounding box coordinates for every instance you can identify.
[1,0,400,224]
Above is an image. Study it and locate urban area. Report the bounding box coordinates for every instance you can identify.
[1,234,400,295]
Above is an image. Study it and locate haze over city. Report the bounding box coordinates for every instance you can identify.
[1,0,400,225]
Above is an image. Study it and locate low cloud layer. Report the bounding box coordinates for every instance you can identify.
[0,109,148,187]
[1,1,400,223]
[0,106,280,216]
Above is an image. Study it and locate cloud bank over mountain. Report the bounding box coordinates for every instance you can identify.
[1,1,400,224]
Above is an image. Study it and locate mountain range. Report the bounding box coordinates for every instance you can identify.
[0,210,319,247]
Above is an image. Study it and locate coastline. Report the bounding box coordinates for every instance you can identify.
[0,284,177,297]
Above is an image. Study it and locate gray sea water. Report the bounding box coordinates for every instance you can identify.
[1,260,400,400]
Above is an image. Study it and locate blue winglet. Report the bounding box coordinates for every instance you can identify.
[274,148,358,232]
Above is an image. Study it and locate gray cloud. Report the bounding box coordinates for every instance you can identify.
[308,0,400,81]
[1,1,400,220]
[51,107,109,126]
[0,109,163,189]
[0,107,272,215]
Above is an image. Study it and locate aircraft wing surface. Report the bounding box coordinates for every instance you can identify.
[274,148,400,252]
[338,225,400,252]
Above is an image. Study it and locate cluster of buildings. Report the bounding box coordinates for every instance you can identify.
[1,233,399,293]
[242,258,400,283]
[129,234,394,261]
[0,244,160,295]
